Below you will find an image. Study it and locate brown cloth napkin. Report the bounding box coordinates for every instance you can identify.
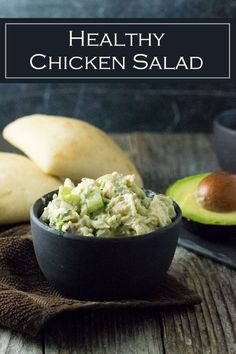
[0,225,201,336]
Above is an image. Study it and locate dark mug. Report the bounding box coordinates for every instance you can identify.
[213,109,236,173]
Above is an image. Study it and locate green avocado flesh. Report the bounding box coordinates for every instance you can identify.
[166,173,236,226]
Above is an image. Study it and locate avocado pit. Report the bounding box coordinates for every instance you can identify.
[196,172,236,213]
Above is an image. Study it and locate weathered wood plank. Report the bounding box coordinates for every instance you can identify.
[0,329,42,354]
[44,309,164,354]
[162,248,236,354]
[112,132,218,192]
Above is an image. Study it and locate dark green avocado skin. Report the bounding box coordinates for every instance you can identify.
[182,218,236,241]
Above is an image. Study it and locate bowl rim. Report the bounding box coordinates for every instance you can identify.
[214,109,236,135]
[30,189,182,243]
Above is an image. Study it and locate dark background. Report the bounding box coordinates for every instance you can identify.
[0,0,235,132]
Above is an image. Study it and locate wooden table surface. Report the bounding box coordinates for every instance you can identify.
[0,133,235,354]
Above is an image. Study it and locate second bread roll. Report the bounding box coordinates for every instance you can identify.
[3,114,143,186]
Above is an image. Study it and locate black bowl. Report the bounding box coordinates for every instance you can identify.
[213,109,236,173]
[30,190,181,301]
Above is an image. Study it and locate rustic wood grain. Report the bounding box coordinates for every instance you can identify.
[0,329,42,354]
[112,133,218,192]
[163,248,236,354]
[0,133,235,354]
[44,309,164,354]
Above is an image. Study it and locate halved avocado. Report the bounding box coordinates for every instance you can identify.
[166,173,236,226]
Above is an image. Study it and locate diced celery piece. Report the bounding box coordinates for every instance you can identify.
[58,186,80,206]
[86,192,104,213]
[58,186,72,201]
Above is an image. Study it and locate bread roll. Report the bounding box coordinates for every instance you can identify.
[0,152,61,224]
[3,114,143,186]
